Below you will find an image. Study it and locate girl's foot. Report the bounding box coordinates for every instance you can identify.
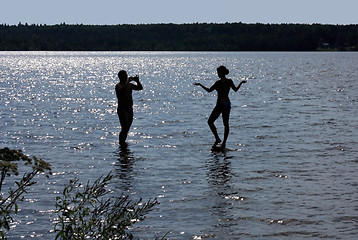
[213,138,221,147]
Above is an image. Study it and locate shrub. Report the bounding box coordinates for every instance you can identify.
[0,147,51,239]
[1,148,160,239]
[54,172,159,239]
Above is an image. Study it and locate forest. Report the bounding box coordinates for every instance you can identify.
[0,22,357,51]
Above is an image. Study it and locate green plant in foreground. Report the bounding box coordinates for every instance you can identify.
[0,147,52,239]
[54,172,159,240]
[0,148,161,239]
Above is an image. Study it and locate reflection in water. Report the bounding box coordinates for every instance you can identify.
[204,153,248,239]
[206,153,235,220]
[206,153,233,192]
[115,144,135,192]
[1,52,358,239]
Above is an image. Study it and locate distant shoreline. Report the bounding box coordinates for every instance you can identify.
[1,22,357,51]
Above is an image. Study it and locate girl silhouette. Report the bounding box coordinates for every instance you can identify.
[194,66,246,148]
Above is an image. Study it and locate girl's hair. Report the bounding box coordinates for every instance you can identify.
[217,65,229,75]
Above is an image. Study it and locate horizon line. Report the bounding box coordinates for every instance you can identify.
[2,21,358,27]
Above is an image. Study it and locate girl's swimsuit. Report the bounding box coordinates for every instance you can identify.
[220,100,231,110]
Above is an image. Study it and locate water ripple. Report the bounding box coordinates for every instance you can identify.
[1,52,358,239]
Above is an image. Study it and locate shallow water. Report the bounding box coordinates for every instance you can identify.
[1,51,358,239]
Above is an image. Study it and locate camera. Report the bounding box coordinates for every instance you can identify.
[128,75,139,82]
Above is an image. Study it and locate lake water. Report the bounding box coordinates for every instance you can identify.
[1,51,358,239]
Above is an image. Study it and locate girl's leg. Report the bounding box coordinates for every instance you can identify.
[208,106,222,145]
[221,108,230,148]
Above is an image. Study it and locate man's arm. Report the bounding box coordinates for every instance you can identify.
[130,75,143,90]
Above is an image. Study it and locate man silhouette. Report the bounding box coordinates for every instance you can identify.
[115,70,143,145]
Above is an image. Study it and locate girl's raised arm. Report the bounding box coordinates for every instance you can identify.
[194,82,215,92]
[231,80,247,92]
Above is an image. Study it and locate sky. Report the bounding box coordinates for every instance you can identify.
[1,0,358,26]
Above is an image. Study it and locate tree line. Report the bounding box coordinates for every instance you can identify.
[0,22,357,51]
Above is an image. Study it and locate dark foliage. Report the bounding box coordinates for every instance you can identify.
[0,148,51,238]
[0,22,357,51]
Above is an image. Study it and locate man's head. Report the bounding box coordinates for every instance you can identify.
[118,70,128,83]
